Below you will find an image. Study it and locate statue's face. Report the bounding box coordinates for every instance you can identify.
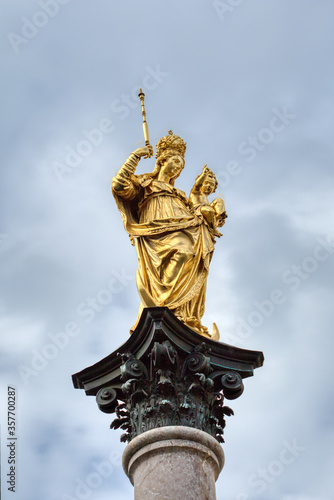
[161,155,184,179]
[202,178,216,195]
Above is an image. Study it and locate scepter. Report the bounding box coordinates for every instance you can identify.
[138,88,153,157]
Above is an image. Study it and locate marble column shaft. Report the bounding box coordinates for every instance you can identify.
[122,426,225,500]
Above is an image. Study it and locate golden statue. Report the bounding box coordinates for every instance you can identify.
[111,93,227,340]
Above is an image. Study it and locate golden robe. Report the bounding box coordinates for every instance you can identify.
[112,156,216,335]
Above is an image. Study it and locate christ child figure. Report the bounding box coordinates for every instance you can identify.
[189,165,227,236]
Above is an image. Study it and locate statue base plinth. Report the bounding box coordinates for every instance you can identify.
[123,426,224,500]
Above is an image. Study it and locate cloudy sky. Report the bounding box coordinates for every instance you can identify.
[1,1,334,499]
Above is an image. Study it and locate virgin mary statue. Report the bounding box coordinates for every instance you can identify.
[111,131,221,339]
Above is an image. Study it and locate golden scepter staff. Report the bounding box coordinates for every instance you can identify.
[138,88,153,158]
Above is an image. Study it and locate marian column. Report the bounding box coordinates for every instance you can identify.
[72,96,264,500]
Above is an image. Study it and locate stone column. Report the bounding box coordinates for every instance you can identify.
[122,426,225,500]
[72,308,263,499]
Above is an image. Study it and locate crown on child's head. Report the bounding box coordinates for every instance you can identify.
[156,130,187,159]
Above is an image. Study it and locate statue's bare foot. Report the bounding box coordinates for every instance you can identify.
[211,323,220,341]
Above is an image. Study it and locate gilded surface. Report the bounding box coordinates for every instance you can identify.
[111,131,227,339]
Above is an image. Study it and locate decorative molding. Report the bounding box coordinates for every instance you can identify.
[72,307,264,443]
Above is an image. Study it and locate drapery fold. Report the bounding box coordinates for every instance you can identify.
[112,175,216,337]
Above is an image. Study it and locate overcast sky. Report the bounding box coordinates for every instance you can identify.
[1,1,334,499]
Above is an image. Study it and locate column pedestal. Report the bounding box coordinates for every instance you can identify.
[122,426,225,500]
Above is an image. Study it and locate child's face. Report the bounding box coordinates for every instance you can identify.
[202,178,216,195]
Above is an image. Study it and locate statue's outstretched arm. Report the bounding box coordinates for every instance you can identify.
[190,164,208,195]
[112,146,152,200]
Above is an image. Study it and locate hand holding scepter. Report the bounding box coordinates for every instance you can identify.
[138,89,153,158]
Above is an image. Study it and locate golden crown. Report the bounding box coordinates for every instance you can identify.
[155,130,187,159]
